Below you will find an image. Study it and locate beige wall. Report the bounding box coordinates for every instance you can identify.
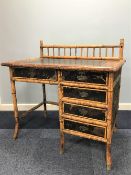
[0,0,130,106]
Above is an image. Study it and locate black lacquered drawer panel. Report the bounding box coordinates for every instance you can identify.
[62,70,107,85]
[63,87,106,103]
[13,67,57,80]
[64,120,105,137]
[64,103,106,121]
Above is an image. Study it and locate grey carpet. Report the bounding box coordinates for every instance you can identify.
[0,129,131,175]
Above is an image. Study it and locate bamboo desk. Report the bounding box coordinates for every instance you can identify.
[1,39,125,170]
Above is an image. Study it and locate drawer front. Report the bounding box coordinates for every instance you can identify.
[13,67,57,80]
[64,120,105,138]
[64,103,106,121]
[63,87,106,103]
[62,70,107,85]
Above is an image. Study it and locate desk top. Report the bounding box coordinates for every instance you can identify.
[1,57,125,72]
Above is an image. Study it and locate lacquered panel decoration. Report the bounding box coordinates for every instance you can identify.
[13,67,57,80]
[63,87,106,102]
[62,70,107,85]
[64,103,106,121]
[64,120,105,137]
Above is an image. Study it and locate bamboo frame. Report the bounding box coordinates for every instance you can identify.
[12,77,57,85]
[119,39,124,59]
[21,101,57,117]
[21,101,44,117]
[1,39,125,171]
[58,70,65,154]
[106,72,114,170]
[62,97,108,109]
[62,85,107,93]
[41,45,120,48]
[63,129,107,143]
[21,100,58,118]
[9,68,19,139]
[61,81,108,90]
[62,113,107,127]
[42,55,120,60]
[40,39,124,61]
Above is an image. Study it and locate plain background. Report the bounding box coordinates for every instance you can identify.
[0,0,130,106]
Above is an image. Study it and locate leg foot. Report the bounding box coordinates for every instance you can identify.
[13,123,19,140]
[106,144,112,171]
[107,164,111,171]
[60,147,64,155]
[60,132,64,154]
[9,71,19,139]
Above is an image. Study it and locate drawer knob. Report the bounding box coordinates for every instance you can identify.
[77,75,87,81]
[79,125,94,132]
[79,91,89,98]
[79,125,89,132]
[79,108,88,116]
[77,72,87,81]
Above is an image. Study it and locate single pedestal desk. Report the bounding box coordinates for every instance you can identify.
[1,39,125,170]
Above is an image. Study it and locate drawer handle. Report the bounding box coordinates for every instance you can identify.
[77,75,87,81]
[79,91,89,98]
[79,125,94,132]
[77,72,87,80]
[79,108,88,116]
[79,125,89,132]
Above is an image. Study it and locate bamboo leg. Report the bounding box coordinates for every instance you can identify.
[106,72,113,170]
[106,120,112,171]
[42,84,47,117]
[106,144,112,171]
[58,70,64,154]
[60,120,64,154]
[10,76,19,139]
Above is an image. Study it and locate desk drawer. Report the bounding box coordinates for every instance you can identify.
[64,120,105,138]
[13,67,57,80]
[64,103,106,121]
[63,87,106,103]
[62,70,107,85]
